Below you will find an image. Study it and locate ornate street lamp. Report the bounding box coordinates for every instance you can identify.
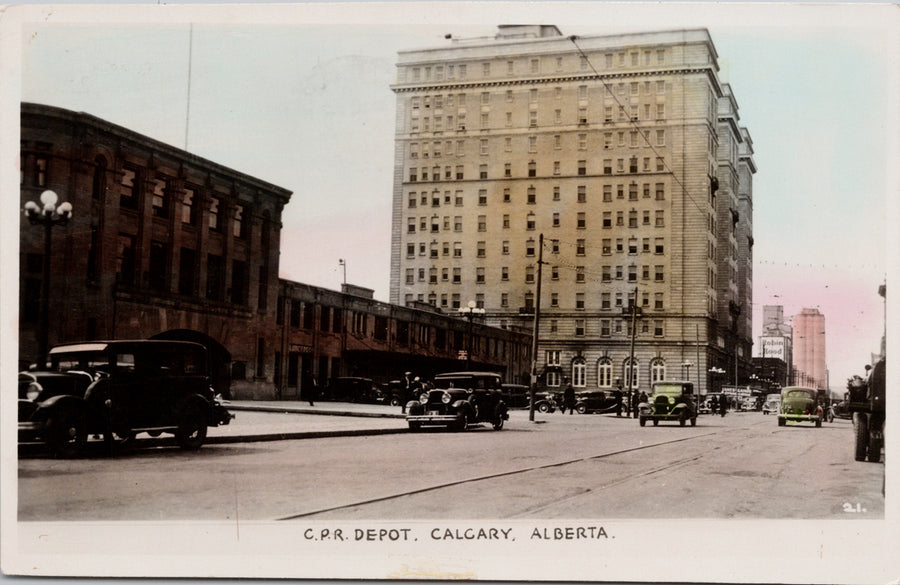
[24,190,73,363]
[458,300,485,371]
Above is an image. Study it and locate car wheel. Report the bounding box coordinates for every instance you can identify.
[175,404,208,450]
[456,412,469,432]
[639,416,646,427]
[652,419,659,426]
[390,398,401,407]
[408,421,421,432]
[690,417,697,427]
[679,412,687,426]
[492,417,504,431]
[576,404,587,415]
[815,418,822,428]
[854,416,868,461]
[538,402,550,413]
[868,436,883,463]
[46,406,87,458]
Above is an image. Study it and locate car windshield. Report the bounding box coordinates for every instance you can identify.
[653,384,690,396]
[50,350,110,374]
[785,389,814,400]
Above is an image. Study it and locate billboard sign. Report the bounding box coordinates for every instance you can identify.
[760,336,787,360]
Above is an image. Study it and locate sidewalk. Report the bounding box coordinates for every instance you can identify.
[206,400,409,444]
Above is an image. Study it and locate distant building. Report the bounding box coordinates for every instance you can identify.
[757,304,792,385]
[389,26,755,394]
[793,307,827,388]
[20,103,530,400]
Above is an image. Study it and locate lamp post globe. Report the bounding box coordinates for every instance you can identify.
[24,189,73,364]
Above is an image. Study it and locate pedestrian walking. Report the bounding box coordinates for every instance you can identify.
[563,378,576,416]
[401,371,413,414]
[631,390,639,418]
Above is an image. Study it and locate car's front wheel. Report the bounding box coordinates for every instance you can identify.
[575,404,587,415]
[538,402,550,413]
[455,412,469,432]
[175,404,208,450]
[45,406,87,458]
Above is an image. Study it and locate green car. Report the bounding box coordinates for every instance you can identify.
[777,386,823,427]
[638,381,697,427]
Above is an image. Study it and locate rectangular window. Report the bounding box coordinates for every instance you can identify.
[120,167,138,210]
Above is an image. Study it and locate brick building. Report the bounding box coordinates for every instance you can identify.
[389,26,755,395]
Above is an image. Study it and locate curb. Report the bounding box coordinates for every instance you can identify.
[226,404,406,419]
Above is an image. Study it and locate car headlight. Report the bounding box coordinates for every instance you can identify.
[26,381,42,402]
[419,393,429,404]
[441,392,452,404]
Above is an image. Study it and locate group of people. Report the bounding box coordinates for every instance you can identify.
[399,371,429,413]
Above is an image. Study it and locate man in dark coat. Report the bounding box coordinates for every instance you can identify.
[563,378,576,416]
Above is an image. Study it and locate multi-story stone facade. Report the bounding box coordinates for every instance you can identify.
[20,103,531,400]
[389,26,755,395]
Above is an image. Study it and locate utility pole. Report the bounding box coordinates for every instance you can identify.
[529,233,544,422]
[625,285,639,417]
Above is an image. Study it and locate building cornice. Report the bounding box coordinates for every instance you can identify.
[21,102,293,204]
[391,66,720,94]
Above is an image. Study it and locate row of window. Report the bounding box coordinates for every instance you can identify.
[411,81,668,111]
[410,103,668,133]
[117,166,248,238]
[405,265,668,287]
[403,48,669,83]
[406,237,666,260]
[277,297,527,361]
[545,353,669,389]
[406,209,667,235]
[407,181,667,210]
[407,152,667,182]
[111,237,260,307]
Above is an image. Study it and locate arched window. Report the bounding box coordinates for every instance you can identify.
[623,358,639,390]
[597,358,613,388]
[572,358,586,388]
[92,155,107,200]
[650,358,666,384]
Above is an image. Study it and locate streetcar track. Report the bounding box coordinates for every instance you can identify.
[276,429,724,520]
[507,453,705,517]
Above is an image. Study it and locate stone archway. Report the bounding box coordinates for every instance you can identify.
[150,329,232,398]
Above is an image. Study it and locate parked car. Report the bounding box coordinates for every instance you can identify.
[18,340,232,457]
[638,380,697,427]
[762,395,781,415]
[406,371,508,431]
[533,390,560,413]
[324,377,381,403]
[573,390,615,414]
[501,384,530,408]
[777,386,823,427]
[832,399,852,420]
[378,380,406,406]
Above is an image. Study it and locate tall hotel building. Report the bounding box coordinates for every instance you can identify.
[389,26,755,394]
[792,308,827,388]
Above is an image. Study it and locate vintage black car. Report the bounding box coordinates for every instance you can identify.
[406,371,508,431]
[533,390,560,413]
[501,384,530,408]
[324,377,382,403]
[573,390,615,414]
[18,340,232,456]
[638,380,698,426]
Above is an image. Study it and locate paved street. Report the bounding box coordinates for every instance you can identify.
[17,406,884,522]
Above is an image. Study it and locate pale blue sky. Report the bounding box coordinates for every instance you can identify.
[11,3,898,389]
